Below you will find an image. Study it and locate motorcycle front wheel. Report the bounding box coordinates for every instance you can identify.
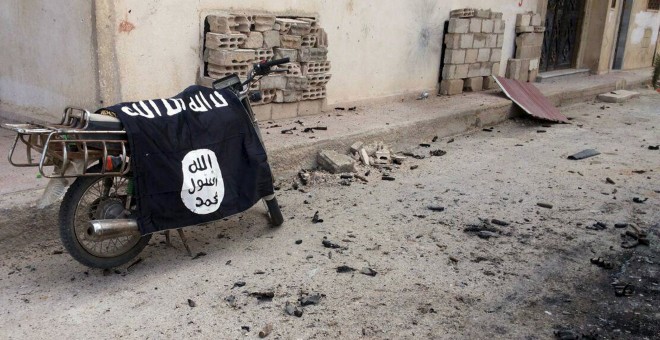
[59,165,151,269]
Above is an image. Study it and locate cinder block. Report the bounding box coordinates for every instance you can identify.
[286,76,309,91]
[439,79,464,95]
[442,65,458,80]
[531,13,543,26]
[473,33,487,48]
[480,62,493,76]
[204,49,256,65]
[515,45,542,59]
[490,12,503,19]
[492,62,500,76]
[298,99,325,116]
[450,8,476,18]
[262,30,281,48]
[533,26,546,33]
[444,49,466,64]
[301,61,331,75]
[519,59,530,82]
[465,49,478,63]
[274,90,302,103]
[271,102,299,120]
[483,76,498,90]
[468,63,482,77]
[207,15,236,34]
[274,18,305,33]
[301,35,317,47]
[281,35,302,49]
[444,33,460,48]
[260,75,287,90]
[516,13,531,27]
[506,59,522,80]
[516,33,544,47]
[464,77,483,91]
[255,49,274,62]
[490,48,502,62]
[528,68,539,83]
[477,48,490,62]
[481,19,494,33]
[456,64,469,79]
[529,58,540,71]
[251,103,272,121]
[460,34,474,48]
[205,33,246,50]
[317,150,356,174]
[448,18,470,34]
[276,62,302,76]
[252,15,276,31]
[497,34,505,48]
[232,15,251,33]
[469,18,483,33]
[301,86,326,100]
[306,73,332,87]
[493,19,505,34]
[273,48,298,61]
[288,20,312,36]
[299,47,328,62]
[316,28,329,47]
[207,64,249,80]
[486,34,498,48]
[516,26,535,34]
[240,31,263,49]
[475,9,491,19]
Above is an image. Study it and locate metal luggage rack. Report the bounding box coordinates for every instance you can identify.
[1,107,129,178]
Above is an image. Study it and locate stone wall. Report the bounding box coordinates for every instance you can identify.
[439,8,505,95]
[200,13,330,120]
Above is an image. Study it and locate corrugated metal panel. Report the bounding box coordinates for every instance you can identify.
[493,76,569,123]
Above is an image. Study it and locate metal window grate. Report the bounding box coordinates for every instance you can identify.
[649,0,660,11]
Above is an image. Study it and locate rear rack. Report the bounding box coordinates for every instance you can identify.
[1,107,129,178]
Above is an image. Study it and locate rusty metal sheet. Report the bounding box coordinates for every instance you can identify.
[493,76,568,123]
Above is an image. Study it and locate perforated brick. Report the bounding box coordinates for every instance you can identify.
[255,49,274,62]
[302,87,326,100]
[205,33,246,50]
[274,62,302,76]
[450,8,475,18]
[207,15,237,34]
[298,18,319,34]
[251,89,276,105]
[299,47,328,62]
[301,35,317,47]
[274,48,298,61]
[207,64,249,79]
[281,35,302,49]
[205,49,257,65]
[301,61,331,75]
[306,73,332,87]
[232,14,251,33]
[252,15,276,31]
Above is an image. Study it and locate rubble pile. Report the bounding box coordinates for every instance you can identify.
[202,13,330,109]
[440,8,505,95]
[505,12,544,82]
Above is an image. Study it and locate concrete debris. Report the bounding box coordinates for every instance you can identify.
[567,149,600,160]
[430,149,447,157]
[251,291,275,301]
[537,202,553,209]
[258,323,273,338]
[360,267,378,277]
[312,211,324,223]
[336,265,356,273]
[299,293,323,306]
[187,299,197,307]
[597,90,639,103]
[318,150,356,173]
[322,239,340,249]
[427,206,445,212]
[285,301,303,317]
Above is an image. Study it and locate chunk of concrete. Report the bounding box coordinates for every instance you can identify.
[350,141,364,154]
[262,30,281,48]
[240,31,263,49]
[597,90,640,103]
[440,79,464,95]
[318,150,356,173]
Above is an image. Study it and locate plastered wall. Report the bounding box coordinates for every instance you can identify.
[0,0,98,121]
[622,1,660,69]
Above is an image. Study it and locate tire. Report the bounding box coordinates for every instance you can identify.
[264,197,284,227]
[59,165,151,269]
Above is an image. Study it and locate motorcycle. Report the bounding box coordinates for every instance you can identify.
[1,58,291,268]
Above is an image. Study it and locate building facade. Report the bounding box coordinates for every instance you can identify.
[1,0,658,121]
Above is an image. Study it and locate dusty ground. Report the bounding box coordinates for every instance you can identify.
[0,90,658,339]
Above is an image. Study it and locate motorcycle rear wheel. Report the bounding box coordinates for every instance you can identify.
[59,165,151,269]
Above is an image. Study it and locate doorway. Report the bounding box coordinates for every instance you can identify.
[612,0,633,69]
[540,0,585,72]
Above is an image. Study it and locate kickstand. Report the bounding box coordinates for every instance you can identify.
[163,230,175,248]
[176,228,193,257]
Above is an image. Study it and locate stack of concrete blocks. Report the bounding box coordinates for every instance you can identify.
[439,9,505,96]
[505,12,544,82]
[202,13,330,120]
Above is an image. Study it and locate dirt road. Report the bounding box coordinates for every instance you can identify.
[1,90,658,339]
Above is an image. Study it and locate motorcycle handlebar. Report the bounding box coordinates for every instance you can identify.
[262,57,290,68]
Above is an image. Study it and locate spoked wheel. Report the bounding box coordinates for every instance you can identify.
[264,196,284,227]
[59,165,151,269]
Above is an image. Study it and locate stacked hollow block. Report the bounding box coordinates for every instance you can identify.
[505,12,544,82]
[202,13,330,119]
[440,9,505,96]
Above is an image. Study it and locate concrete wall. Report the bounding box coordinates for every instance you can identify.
[622,0,660,69]
[0,0,98,121]
[98,0,540,106]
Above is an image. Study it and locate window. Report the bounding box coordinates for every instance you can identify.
[611,0,616,9]
[648,0,660,11]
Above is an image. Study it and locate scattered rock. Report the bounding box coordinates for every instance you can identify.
[491,219,509,226]
[430,149,446,157]
[477,231,500,239]
[232,281,246,289]
[192,252,207,260]
[605,177,615,185]
[241,326,251,332]
[312,211,324,223]
[251,291,275,301]
[632,197,647,204]
[537,202,553,209]
[285,301,303,317]
[649,145,659,150]
[382,176,395,181]
[410,165,419,170]
[295,239,303,245]
[225,295,237,307]
[614,223,628,229]
[322,240,341,249]
[52,250,63,255]
[299,293,322,306]
[360,267,378,277]
[336,265,356,273]
[567,149,600,160]
[187,299,197,307]
[586,222,607,231]
[427,205,445,212]
[419,143,431,148]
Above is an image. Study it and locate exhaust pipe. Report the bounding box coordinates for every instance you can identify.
[87,219,140,241]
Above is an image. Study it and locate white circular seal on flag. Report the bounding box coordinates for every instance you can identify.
[181,149,224,214]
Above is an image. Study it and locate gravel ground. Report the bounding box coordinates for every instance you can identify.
[0,89,658,339]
